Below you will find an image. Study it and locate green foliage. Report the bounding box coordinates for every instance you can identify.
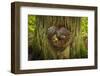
[28,15,36,46]
[28,15,36,33]
[81,17,88,38]
[80,17,88,58]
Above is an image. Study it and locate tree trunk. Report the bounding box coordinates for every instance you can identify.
[30,16,81,59]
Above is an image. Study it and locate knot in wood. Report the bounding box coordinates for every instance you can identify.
[47,25,71,51]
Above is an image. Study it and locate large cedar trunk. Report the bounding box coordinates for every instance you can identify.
[28,15,84,60]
